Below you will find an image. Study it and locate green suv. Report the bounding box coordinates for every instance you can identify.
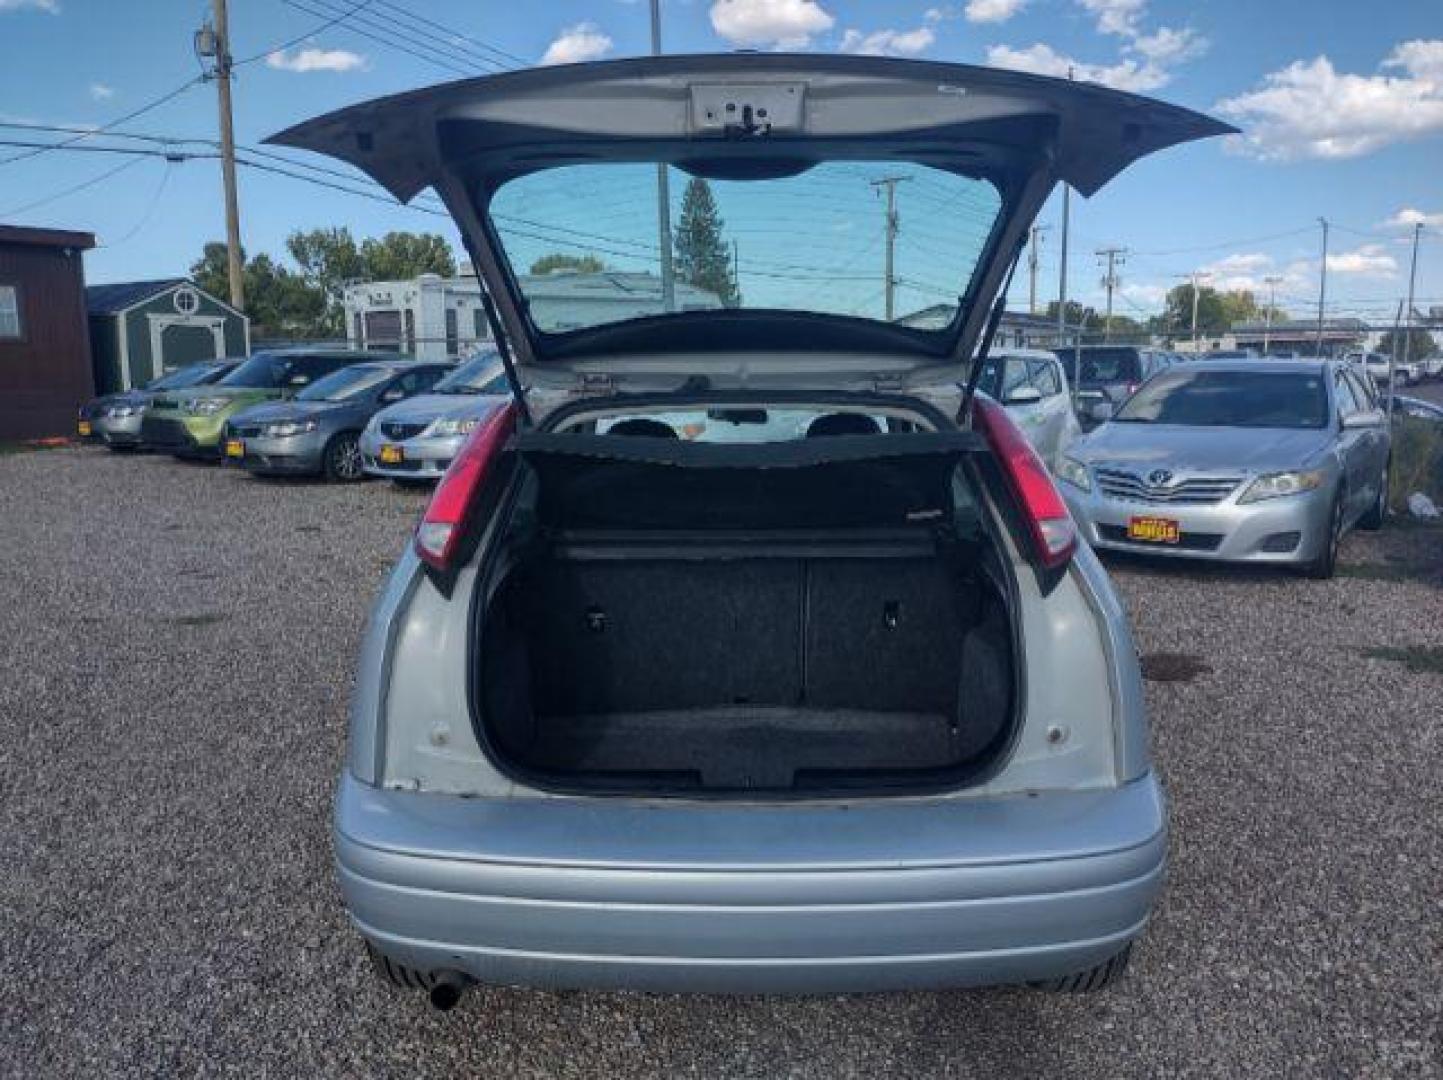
[141,348,391,458]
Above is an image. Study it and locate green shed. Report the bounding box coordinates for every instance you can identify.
[86,278,249,394]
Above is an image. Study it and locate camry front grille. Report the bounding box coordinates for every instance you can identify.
[1094,468,1242,505]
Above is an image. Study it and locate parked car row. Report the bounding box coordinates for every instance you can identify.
[78,347,512,484]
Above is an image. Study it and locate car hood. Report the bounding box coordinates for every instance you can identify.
[269,55,1231,391]
[231,399,357,425]
[152,386,284,410]
[372,392,505,426]
[1072,424,1335,473]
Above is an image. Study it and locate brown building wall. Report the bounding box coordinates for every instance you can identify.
[0,238,95,440]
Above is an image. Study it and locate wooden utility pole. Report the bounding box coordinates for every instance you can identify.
[870,176,909,321]
[1096,247,1126,341]
[208,0,244,311]
[1027,224,1048,315]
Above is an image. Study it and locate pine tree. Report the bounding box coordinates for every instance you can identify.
[673,177,740,307]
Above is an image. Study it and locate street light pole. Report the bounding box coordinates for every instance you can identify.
[1399,220,1423,381]
[650,0,675,312]
[1315,216,1330,356]
[1262,274,1282,354]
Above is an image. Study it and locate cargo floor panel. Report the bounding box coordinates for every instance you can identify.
[525,708,963,789]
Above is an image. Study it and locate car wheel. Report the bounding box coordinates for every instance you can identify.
[323,432,365,482]
[1359,462,1388,531]
[1030,944,1132,992]
[1302,490,1344,580]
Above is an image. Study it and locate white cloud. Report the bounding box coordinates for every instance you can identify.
[1120,281,1167,308]
[964,0,1026,25]
[1196,252,1285,293]
[1078,0,1146,38]
[1383,207,1443,231]
[265,47,368,73]
[1327,244,1398,277]
[88,83,114,101]
[539,22,614,65]
[709,0,834,49]
[1217,42,1443,161]
[0,0,59,11]
[840,25,936,57]
[1131,26,1205,65]
[986,42,1168,93]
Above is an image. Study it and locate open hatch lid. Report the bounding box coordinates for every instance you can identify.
[269,54,1232,376]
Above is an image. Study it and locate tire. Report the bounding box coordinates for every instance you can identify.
[1359,461,1388,531]
[1302,490,1345,580]
[1031,944,1132,993]
[322,432,365,482]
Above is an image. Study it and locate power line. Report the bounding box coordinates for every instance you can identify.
[369,0,525,68]
[234,0,378,65]
[0,76,203,168]
[1,156,148,217]
[282,0,490,76]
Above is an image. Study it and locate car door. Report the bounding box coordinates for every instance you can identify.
[1331,368,1372,520]
[1024,359,1065,464]
[1342,368,1389,506]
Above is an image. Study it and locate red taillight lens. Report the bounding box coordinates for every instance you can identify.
[972,396,1077,570]
[414,402,517,571]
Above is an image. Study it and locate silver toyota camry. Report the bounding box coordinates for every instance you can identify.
[272,54,1232,1008]
[1057,360,1391,578]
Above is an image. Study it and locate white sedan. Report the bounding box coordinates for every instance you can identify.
[974,348,1083,469]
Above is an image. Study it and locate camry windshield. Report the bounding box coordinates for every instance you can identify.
[297,365,392,402]
[147,363,225,391]
[1115,370,1329,429]
[488,162,1002,333]
[434,355,505,394]
[219,353,289,388]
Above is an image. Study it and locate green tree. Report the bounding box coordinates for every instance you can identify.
[530,252,606,275]
[1162,284,1229,336]
[673,177,739,307]
[359,231,456,281]
[1044,300,1102,331]
[286,227,364,335]
[1378,327,1438,360]
[189,242,325,339]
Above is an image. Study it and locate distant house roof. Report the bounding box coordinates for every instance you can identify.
[86,279,187,316]
[0,224,96,250]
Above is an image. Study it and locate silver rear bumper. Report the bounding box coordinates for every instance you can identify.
[335,770,1166,994]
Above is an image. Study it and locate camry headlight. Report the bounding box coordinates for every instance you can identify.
[184,397,231,416]
[429,417,480,437]
[1054,455,1092,492]
[1238,469,1326,504]
[265,419,318,437]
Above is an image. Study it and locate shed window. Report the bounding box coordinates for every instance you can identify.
[0,285,20,340]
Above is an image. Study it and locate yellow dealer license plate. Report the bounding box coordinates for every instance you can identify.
[379,444,404,465]
[225,439,245,459]
[77,420,92,437]
[1127,516,1180,544]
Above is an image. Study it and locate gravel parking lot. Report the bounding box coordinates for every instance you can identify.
[3,446,1440,1078]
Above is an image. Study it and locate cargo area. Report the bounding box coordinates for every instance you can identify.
[475,433,1018,794]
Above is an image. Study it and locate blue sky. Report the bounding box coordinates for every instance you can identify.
[1,0,1439,325]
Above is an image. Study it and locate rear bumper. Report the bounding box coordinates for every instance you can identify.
[336,770,1166,994]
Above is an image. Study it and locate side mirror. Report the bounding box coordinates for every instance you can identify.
[1003,385,1043,406]
[1091,401,1116,422]
[380,387,405,403]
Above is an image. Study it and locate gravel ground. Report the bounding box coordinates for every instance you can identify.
[2,446,1440,1078]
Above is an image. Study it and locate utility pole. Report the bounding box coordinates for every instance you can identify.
[1179,271,1212,352]
[1399,220,1423,381]
[1262,275,1283,354]
[1060,66,1078,405]
[1096,247,1126,341]
[1315,216,1330,356]
[650,0,675,312]
[1027,224,1048,315]
[199,0,244,311]
[870,175,909,321]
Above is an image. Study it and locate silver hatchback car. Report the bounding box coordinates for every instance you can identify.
[1057,360,1390,578]
[274,54,1232,1007]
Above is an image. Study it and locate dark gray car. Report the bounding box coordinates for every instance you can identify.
[1055,346,1177,429]
[223,360,451,480]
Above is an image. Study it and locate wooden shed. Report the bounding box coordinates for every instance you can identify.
[86,278,249,394]
[0,224,97,440]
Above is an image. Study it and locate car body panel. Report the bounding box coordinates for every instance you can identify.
[79,360,239,447]
[983,349,1081,468]
[1060,361,1391,564]
[269,54,1231,378]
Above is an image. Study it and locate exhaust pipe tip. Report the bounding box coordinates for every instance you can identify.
[428,971,470,1012]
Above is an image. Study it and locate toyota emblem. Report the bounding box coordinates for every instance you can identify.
[1147,468,1174,487]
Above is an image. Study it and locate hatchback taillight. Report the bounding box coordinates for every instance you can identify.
[414,402,517,571]
[972,396,1077,570]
